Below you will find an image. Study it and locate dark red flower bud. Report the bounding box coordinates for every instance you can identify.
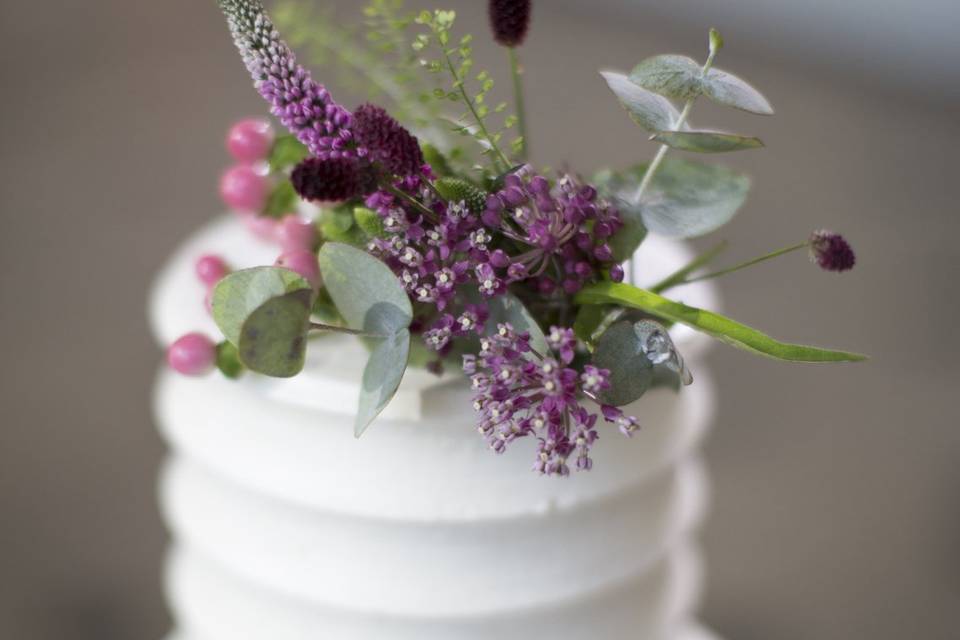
[351,103,425,178]
[489,0,532,47]
[809,230,856,272]
[290,157,376,202]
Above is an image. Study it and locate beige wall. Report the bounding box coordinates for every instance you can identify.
[1,1,957,638]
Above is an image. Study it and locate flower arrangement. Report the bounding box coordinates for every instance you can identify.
[167,0,864,476]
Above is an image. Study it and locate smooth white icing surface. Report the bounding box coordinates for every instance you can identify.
[151,216,723,638]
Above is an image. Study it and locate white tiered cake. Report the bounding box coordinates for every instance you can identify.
[150,216,721,640]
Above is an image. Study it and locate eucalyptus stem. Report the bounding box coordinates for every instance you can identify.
[385,184,439,223]
[309,322,382,338]
[680,241,810,285]
[634,45,718,203]
[442,48,511,172]
[508,47,528,160]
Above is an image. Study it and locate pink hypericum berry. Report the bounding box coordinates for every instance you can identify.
[275,250,320,288]
[240,211,280,242]
[276,214,317,252]
[167,333,217,376]
[226,118,274,163]
[195,254,230,287]
[220,165,267,212]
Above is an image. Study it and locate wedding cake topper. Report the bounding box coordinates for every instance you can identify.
[166,0,863,476]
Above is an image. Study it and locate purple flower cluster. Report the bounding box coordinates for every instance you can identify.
[482,168,626,295]
[464,323,639,476]
[218,0,354,159]
[291,157,377,202]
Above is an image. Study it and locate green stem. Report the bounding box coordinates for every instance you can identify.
[309,322,382,338]
[681,241,810,285]
[650,240,729,293]
[508,47,528,161]
[385,185,439,223]
[634,40,721,204]
[442,48,511,172]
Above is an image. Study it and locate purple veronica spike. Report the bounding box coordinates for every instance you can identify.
[809,229,856,272]
[217,0,354,158]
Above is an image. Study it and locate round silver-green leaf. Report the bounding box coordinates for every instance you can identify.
[600,71,685,133]
[592,320,654,406]
[212,266,313,346]
[237,288,313,378]
[651,130,764,154]
[629,55,704,100]
[318,243,412,335]
[355,329,411,437]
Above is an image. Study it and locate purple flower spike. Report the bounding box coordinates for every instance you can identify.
[217,0,354,158]
[809,229,856,272]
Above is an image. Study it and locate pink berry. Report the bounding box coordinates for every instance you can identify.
[275,250,320,288]
[276,214,317,252]
[167,333,217,376]
[220,165,267,212]
[195,254,230,287]
[240,211,280,242]
[226,118,275,163]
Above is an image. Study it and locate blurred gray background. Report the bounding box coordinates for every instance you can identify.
[1,0,957,638]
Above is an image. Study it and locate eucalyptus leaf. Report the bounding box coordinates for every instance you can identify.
[269,134,309,172]
[485,292,549,356]
[317,242,412,335]
[629,55,704,100]
[355,329,411,437]
[212,267,313,346]
[238,288,313,377]
[651,130,764,153]
[576,282,867,363]
[703,68,774,115]
[595,159,750,239]
[591,321,654,406]
[600,71,685,133]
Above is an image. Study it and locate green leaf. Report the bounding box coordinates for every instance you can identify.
[238,288,313,377]
[355,329,411,437]
[485,292,549,355]
[651,130,764,153]
[591,320,654,406]
[317,243,412,335]
[629,55,704,100]
[262,179,297,218]
[215,341,245,379]
[269,134,309,172]
[575,282,867,363]
[599,71,685,133]
[573,304,612,346]
[319,207,365,246]
[212,267,313,346]
[703,68,774,115]
[353,207,386,239]
[421,143,454,177]
[595,159,750,239]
